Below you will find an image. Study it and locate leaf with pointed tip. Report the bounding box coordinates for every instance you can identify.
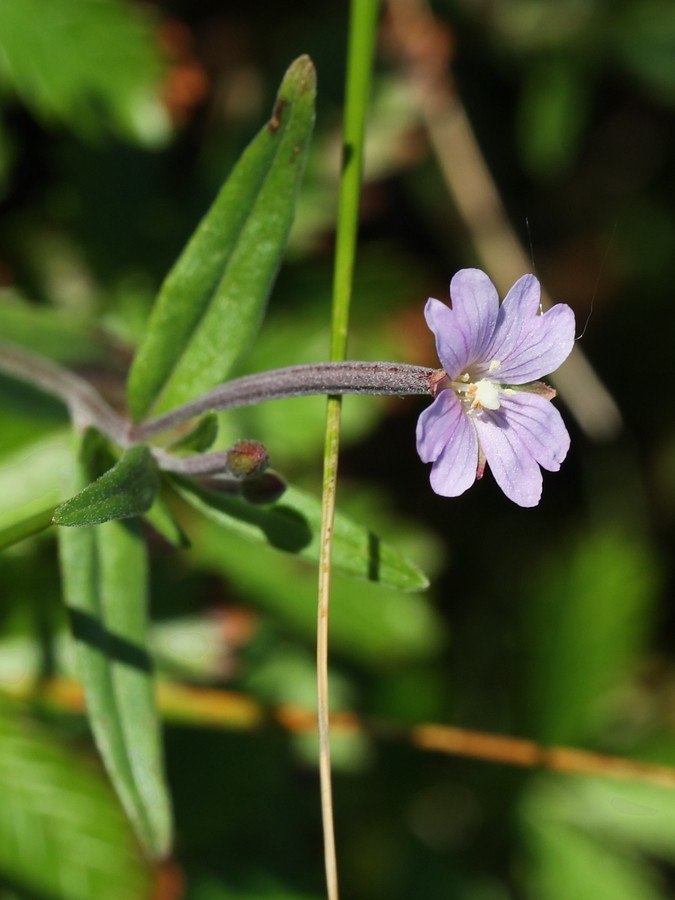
[57,430,172,858]
[173,476,429,592]
[127,55,316,420]
[54,444,158,527]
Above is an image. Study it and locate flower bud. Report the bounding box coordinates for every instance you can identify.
[225,440,269,478]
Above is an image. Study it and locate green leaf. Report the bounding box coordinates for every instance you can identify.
[126,55,316,420]
[0,292,112,365]
[521,773,675,899]
[520,526,661,745]
[167,412,219,454]
[142,485,190,548]
[54,444,159,527]
[0,431,71,529]
[57,430,172,858]
[535,774,675,862]
[185,521,442,665]
[0,0,169,146]
[523,812,662,900]
[173,476,429,592]
[0,704,153,900]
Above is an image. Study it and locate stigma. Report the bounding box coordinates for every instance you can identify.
[450,371,502,412]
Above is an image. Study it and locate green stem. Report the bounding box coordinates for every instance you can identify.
[318,4,380,900]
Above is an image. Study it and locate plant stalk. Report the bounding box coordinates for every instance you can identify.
[318,2,381,898]
[131,361,433,441]
[0,341,128,445]
[0,342,434,447]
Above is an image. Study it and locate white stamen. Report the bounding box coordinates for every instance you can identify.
[488,359,501,372]
[473,379,501,410]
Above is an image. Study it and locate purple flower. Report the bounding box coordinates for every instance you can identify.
[416,269,575,507]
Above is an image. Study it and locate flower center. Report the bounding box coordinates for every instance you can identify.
[453,373,501,413]
[471,379,501,410]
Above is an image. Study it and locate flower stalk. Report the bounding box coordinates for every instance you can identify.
[131,361,435,441]
[0,340,129,446]
[0,342,435,451]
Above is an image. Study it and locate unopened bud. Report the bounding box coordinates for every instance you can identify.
[225,440,269,478]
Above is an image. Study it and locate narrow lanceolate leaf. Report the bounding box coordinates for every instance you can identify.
[58,431,172,858]
[127,55,316,421]
[173,477,429,592]
[54,444,159,526]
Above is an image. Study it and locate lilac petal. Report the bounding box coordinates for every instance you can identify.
[473,407,544,507]
[416,390,462,461]
[481,274,541,370]
[429,420,478,498]
[498,392,570,471]
[448,269,500,364]
[502,273,542,318]
[490,303,576,384]
[416,391,478,497]
[424,298,470,378]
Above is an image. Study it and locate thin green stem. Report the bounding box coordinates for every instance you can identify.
[330,7,380,361]
[318,3,380,899]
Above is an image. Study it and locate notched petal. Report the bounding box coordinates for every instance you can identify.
[416,390,462,463]
[500,274,541,318]
[474,410,544,507]
[449,269,500,362]
[485,274,541,366]
[428,412,478,498]
[424,297,470,377]
[493,302,576,384]
[499,393,570,472]
[416,390,478,497]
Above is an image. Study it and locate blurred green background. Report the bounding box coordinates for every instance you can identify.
[1,0,675,898]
